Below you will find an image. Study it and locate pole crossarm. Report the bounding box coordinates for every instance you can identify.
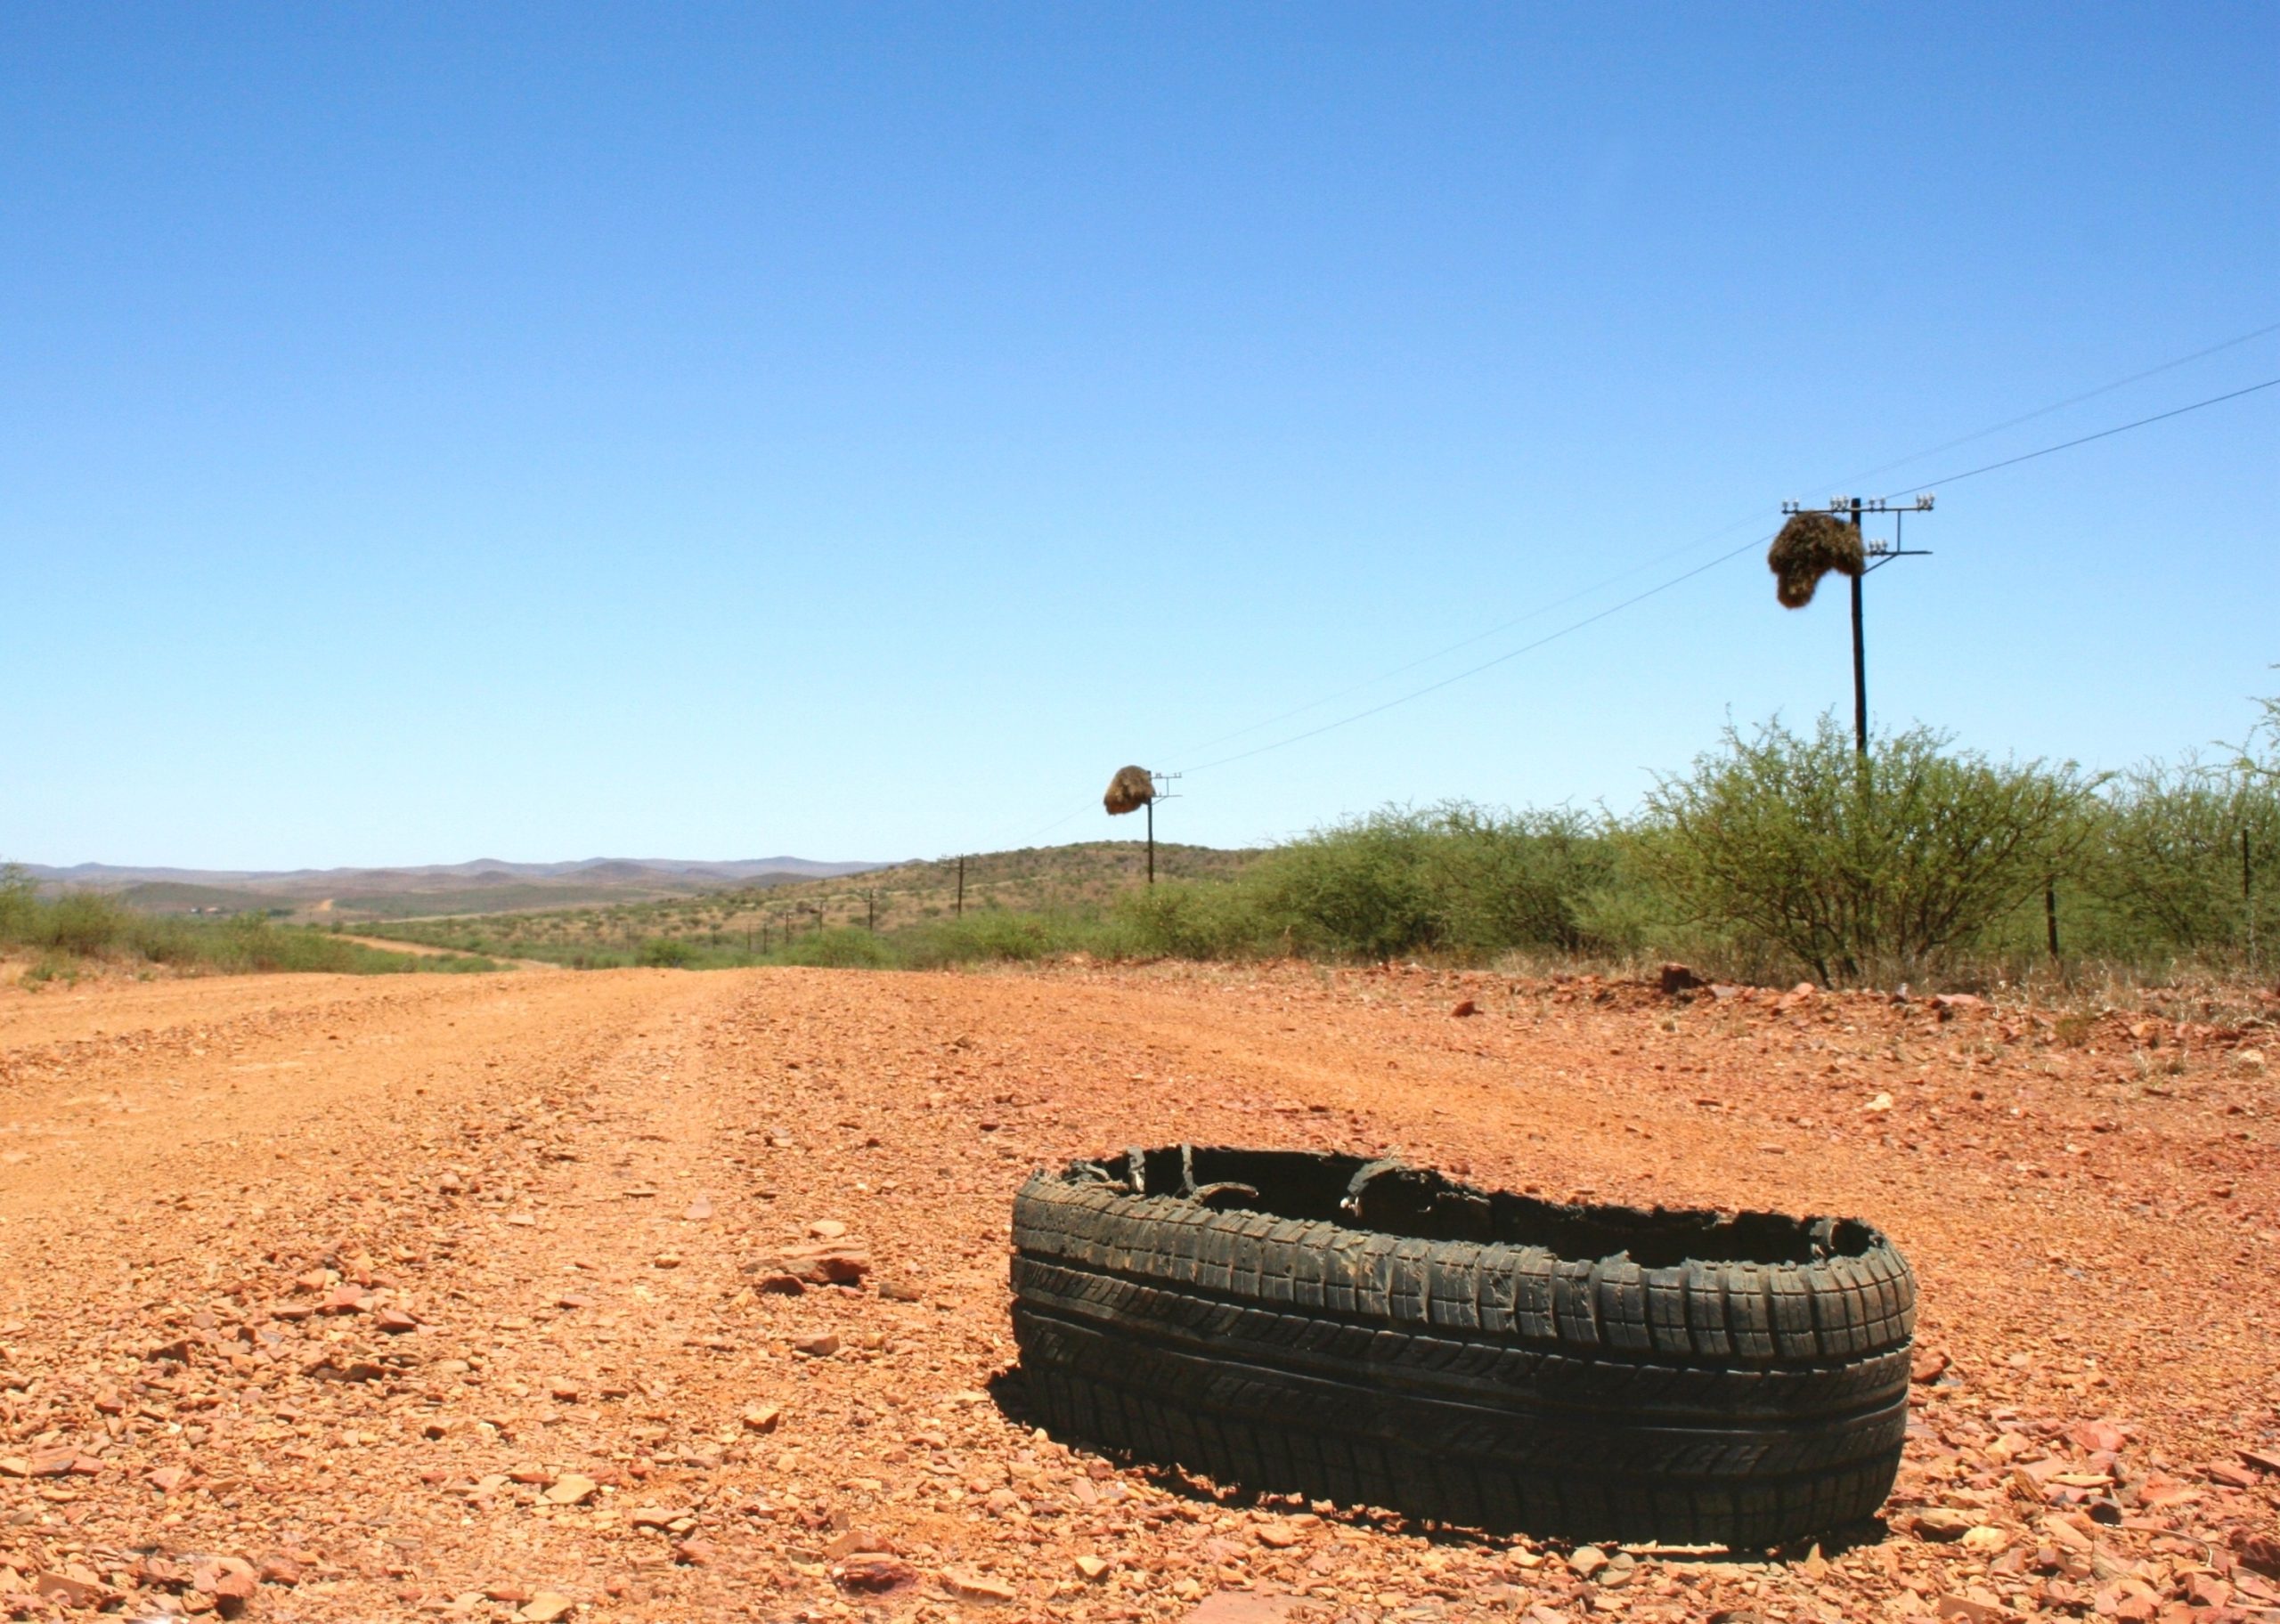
[1142,772,1183,887]
[1781,496,1936,515]
[1775,497,1937,758]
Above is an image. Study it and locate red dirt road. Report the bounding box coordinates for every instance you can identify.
[0,962,2274,1622]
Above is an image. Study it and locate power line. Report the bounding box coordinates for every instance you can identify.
[1882,375,2279,499]
[1832,318,2280,491]
[1777,496,1935,757]
[1168,325,2280,767]
[1181,537,1768,775]
[1178,374,2280,777]
[1162,511,1767,760]
[1017,803,1097,844]
[989,344,2280,848]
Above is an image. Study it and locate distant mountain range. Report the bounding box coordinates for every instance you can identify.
[22,856,881,885]
[11,856,892,922]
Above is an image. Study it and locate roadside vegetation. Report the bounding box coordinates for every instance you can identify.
[354,695,2280,991]
[350,842,1253,969]
[33,695,2276,992]
[350,840,1257,965]
[0,869,496,984]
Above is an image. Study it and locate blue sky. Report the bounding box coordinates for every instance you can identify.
[4,4,2275,869]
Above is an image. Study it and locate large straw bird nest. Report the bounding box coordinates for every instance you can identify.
[1768,512,1866,608]
[1103,766,1156,816]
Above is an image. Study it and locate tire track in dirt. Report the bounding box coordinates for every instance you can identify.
[0,963,2268,1623]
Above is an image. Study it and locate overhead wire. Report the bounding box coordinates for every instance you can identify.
[1830,318,2280,492]
[976,328,2280,847]
[1167,322,2280,766]
[1182,536,1770,774]
[1162,511,1769,761]
[1173,372,2280,779]
[1878,375,2279,499]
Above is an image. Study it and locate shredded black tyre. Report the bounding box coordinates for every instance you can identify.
[1010,1146,1914,1547]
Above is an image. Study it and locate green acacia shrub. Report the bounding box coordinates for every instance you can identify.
[1245,813,1437,959]
[1627,715,2095,984]
[1408,804,1617,955]
[0,866,33,939]
[1117,881,1278,959]
[906,912,1053,964]
[882,910,1142,969]
[778,928,895,969]
[0,873,149,958]
[1231,803,1621,960]
[43,891,134,956]
[2084,758,2279,959]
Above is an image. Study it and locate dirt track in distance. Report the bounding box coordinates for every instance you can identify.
[0,962,2273,1623]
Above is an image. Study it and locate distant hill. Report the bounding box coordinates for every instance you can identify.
[358,839,1268,961]
[9,854,892,922]
[18,855,884,885]
[566,860,660,882]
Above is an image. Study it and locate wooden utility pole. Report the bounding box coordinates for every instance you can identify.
[956,856,965,918]
[1144,772,1182,886]
[1779,496,1934,757]
[1847,499,1868,756]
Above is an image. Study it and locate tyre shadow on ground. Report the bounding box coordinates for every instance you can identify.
[985,1365,1889,1561]
[986,1362,1495,1545]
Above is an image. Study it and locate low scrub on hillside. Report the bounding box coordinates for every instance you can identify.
[320,694,2280,987]
[0,869,496,981]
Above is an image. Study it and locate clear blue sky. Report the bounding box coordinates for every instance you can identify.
[4,4,2275,870]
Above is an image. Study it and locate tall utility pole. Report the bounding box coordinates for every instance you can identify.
[955,856,965,918]
[1847,499,1868,756]
[1779,495,1934,756]
[1145,772,1182,886]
